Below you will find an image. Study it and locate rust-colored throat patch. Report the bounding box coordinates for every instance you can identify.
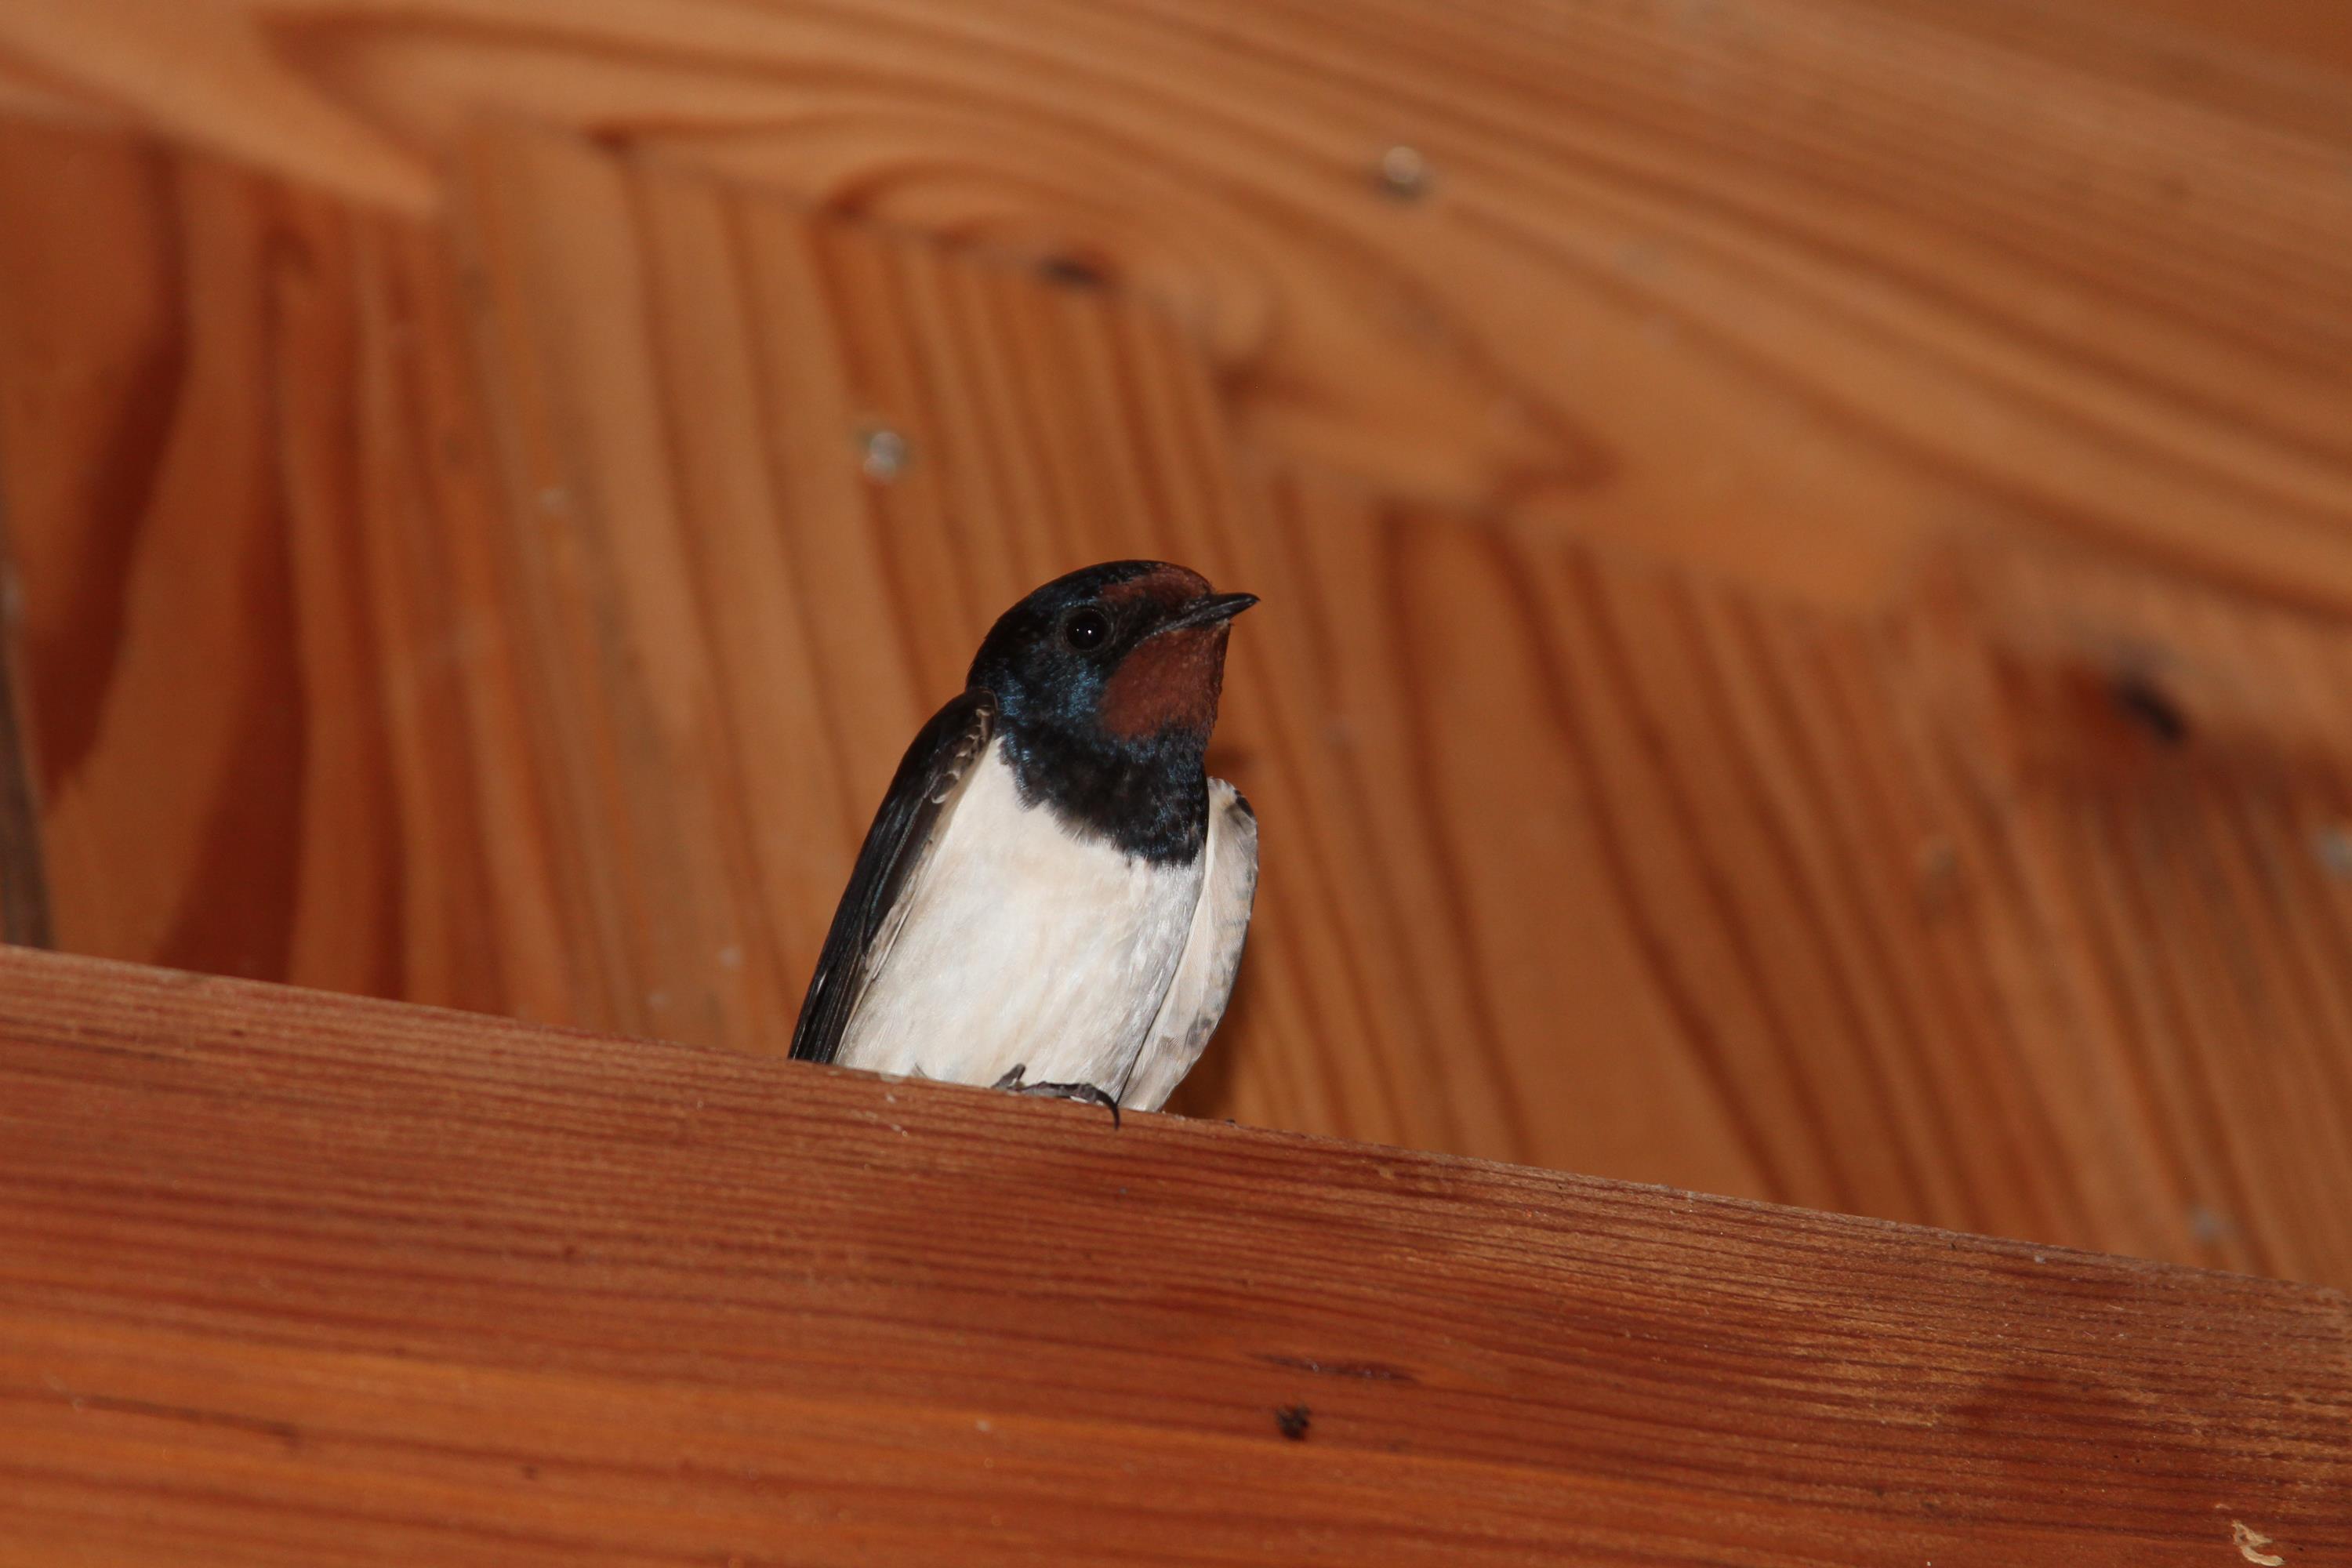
[1100,622,1233,741]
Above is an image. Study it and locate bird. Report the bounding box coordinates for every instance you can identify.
[789,560,1260,1120]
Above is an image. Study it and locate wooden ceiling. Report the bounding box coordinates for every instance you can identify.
[2,0,2351,1286]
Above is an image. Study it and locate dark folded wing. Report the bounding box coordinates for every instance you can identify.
[789,688,997,1064]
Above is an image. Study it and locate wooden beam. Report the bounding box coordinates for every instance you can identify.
[0,944,2343,1565]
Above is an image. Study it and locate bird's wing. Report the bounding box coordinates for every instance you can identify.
[1118,779,1260,1111]
[790,689,997,1065]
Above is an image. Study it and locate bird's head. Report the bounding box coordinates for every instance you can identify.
[969,561,1257,753]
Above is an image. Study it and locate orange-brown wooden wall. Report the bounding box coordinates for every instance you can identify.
[2,0,2351,1286]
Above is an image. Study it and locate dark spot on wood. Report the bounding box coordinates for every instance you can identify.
[2110,673,2188,746]
[1036,253,1109,289]
[71,1393,302,1451]
[267,233,319,285]
[1275,1403,1312,1440]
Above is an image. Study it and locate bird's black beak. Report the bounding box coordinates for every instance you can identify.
[1159,591,1259,634]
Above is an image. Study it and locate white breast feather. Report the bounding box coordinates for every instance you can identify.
[833,741,1207,1093]
[1117,779,1258,1111]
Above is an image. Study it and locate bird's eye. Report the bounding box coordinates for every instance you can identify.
[1063,608,1112,652]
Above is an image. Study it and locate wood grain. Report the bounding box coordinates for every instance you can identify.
[0,0,2347,612]
[0,120,558,1007]
[0,118,1301,1050]
[10,118,2352,1292]
[0,942,2345,1566]
[1210,473,2352,1288]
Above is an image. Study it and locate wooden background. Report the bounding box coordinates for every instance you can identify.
[3,0,2352,1284]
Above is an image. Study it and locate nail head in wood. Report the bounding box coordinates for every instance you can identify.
[1916,836,1960,912]
[2317,824,2352,879]
[858,425,912,483]
[1374,144,1432,201]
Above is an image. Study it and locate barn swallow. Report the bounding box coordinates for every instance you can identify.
[790,561,1259,1121]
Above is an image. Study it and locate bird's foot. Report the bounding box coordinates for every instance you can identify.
[991,1065,1121,1129]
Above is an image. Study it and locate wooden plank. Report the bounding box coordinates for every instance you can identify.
[437,122,1304,1054]
[1214,474,2352,1287]
[0,121,561,1007]
[2044,0,2352,78]
[10,120,2352,1291]
[0,0,2347,612]
[0,118,1322,1062]
[0,943,2345,1566]
[0,120,1242,1013]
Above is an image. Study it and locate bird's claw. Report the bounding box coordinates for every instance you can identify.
[992,1064,1121,1129]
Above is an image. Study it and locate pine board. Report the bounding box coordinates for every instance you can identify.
[0,0,2346,608]
[0,943,2346,1566]
[8,121,2352,1290]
